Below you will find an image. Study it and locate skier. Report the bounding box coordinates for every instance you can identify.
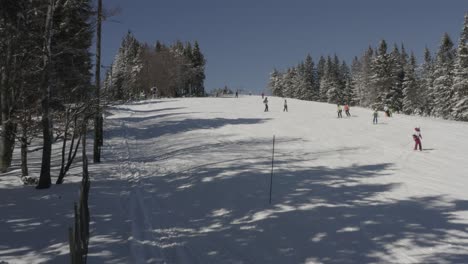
[262,92,264,99]
[337,104,343,118]
[344,104,351,117]
[373,110,378,124]
[413,127,422,151]
[263,97,269,112]
[414,127,422,138]
[384,105,391,117]
[235,91,238,98]
[283,99,288,112]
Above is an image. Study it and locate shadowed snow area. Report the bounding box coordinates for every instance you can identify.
[2,96,468,263]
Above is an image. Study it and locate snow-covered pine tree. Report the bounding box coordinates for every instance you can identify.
[370,40,393,110]
[451,13,468,121]
[420,47,435,115]
[336,55,347,102]
[106,32,143,100]
[276,71,287,97]
[268,69,283,97]
[303,54,317,100]
[317,56,326,102]
[319,56,332,102]
[324,55,342,104]
[431,33,456,118]
[283,67,297,98]
[294,62,309,100]
[402,52,421,114]
[350,56,362,105]
[341,61,354,105]
[351,46,374,107]
[385,44,405,112]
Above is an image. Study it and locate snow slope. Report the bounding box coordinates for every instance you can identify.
[2,96,468,263]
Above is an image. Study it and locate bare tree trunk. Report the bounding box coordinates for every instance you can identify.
[20,122,28,176]
[0,120,16,173]
[57,114,82,184]
[37,0,55,189]
[0,39,16,173]
[93,0,102,163]
[57,109,70,184]
[81,115,90,262]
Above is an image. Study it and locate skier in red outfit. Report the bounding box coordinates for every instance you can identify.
[413,127,422,151]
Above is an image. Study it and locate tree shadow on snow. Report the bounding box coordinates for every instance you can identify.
[106,106,186,115]
[0,182,81,264]
[84,136,468,264]
[105,117,271,141]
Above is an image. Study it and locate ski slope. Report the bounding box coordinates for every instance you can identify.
[2,96,468,263]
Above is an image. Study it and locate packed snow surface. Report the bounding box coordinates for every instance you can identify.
[2,96,468,263]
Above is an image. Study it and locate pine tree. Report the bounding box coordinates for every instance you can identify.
[352,46,374,106]
[350,56,362,105]
[268,69,283,97]
[303,54,317,100]
[451,13,468,120]
[283,67,297,98]
[106,31,143,100]
[191,41,206,96]
[402,53,421,114]
[420,47,435,115]
[323,55,342,104]
[431,33,456,118]
[52,0,94,101]
[341,61,354,105]
[386,44,405,112]
[317,56,326,101]
[294,62,304,99]
[370,40,393,109]
[319,56,331,102]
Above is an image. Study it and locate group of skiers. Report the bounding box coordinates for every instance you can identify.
[261,95,424,152]
[372,105,393,124]
[337,104,351,118]
[262,97,288,112]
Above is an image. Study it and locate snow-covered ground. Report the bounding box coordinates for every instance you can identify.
[2,96,468,263]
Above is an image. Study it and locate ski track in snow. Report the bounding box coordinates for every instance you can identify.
[2,96,468,264]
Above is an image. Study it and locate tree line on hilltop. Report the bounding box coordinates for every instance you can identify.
[269,13,468,121]
[103,32,206,99]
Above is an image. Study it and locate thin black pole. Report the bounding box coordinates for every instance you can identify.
[269,135,275,204]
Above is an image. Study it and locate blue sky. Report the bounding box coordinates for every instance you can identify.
[100,0,467,93]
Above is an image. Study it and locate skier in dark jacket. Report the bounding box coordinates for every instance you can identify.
[283,99,288,112]
[373,110,378,124]
[263,97,269,112]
